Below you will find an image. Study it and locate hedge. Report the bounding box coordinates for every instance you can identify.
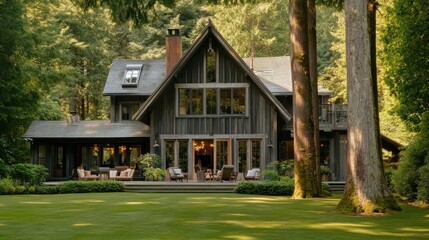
[234,181,294,196]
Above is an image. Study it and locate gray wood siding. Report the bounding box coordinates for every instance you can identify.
[150,41,276,140]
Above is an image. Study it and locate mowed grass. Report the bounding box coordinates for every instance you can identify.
[0,193,428,240]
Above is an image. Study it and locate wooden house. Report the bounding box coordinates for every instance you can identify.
[24,22,365,181]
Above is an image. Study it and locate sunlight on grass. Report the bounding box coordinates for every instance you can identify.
[310,222,426,237]
[0,223,6,227]
[224,235,256,240]
[400,227,429,233]
[21,201,52,205]
[124,201,159,205]
[67,199,105,203]
[72,223,95,227]
[188,220,284,229]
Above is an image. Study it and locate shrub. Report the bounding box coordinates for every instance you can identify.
[322,182,332,196]
[0,159,10,179]
[0,178,16,194]
[36,185,59,194]
[267,160,294,176]
[58,180,124,194]
[416,165,429,203]
[15,185,26,194]
[260,169,280,181]
[27,186,36,194]
[139,153,161,169]
[235,181,294,196]
[392,113,429,202]
[10,163,48,186]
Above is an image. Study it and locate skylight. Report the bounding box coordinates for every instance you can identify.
[122,64,143,87]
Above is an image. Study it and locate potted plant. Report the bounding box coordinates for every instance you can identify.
[139,153,163,181]
[321,166,332,181]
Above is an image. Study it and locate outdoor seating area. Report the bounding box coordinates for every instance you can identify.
[244,168,261,181]
[110,168,135,181]
[213,165,236,182]
[76,168,135,181]
[77,168,100,181]
[168,167,188,182]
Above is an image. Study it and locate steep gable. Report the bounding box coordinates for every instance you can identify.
[133,22,292,121]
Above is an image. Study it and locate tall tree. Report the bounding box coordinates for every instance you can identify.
[337,0,399,214]
[290,0,318,198]
[0,0,39,163]
[308,0,322,195]
[383,0,429,131]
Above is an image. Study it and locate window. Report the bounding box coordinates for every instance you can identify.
[192,89,203,115]
[177,86,247,116]
[251,140,261,169]
[165,140,175,168]
[122,64,143,87]
[38,145,47,166]
[206,88,217,115]
[179,89,190,115]
[233,88,246,114]
[121,103,140,120]
[206,49,216,83]
[179,140,188,172]
[220,89,232,114]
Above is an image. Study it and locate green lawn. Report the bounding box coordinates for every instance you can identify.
[0,193,428,240]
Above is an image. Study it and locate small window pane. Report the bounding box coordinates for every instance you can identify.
[131,70,139,83]
[251,141,261,169]
[233,88,246,114]
[165,140,175,168]
[124,71,133,83]
[206,88,217,114]
[192,89,203,115]
[206,50,216,83]
[179,89,190,115]
[220,89,231,114]
[179,140,188,172]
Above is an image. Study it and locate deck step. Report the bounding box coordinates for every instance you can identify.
[123,182,237,193]
[325,181,345,193]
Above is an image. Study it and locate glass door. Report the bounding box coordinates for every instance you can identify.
[214,139,231,172]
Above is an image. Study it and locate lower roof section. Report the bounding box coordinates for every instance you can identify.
[24,120,150,139]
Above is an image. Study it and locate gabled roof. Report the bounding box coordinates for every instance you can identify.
[133,22,292,121]
[24,120,150,139]
[103,59,165,96]
[243,56,332,96]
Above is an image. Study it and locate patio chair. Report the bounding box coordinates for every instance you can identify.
[77,168,99,181]
[109,170,118,179]
[111,168,134,181]
[168,167,187,182]
[213,165,235,182]
[244,168,261,180]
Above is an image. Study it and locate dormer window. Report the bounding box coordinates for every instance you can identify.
[122,64,143,87]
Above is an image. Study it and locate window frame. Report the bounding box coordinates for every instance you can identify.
[175,83,249,117]
[122,64,143,87]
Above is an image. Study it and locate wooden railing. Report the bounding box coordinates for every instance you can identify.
[285,104,348,130]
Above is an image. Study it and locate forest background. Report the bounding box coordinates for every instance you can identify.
[0,0,416,163]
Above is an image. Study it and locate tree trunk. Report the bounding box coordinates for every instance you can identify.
[290,0,317,198]
[307,0,322,196]
[337,0,400,214]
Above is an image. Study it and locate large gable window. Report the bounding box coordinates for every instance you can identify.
[122,64,143,87]
[176,84,248,116]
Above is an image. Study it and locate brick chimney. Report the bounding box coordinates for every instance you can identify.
[166,29,182,74]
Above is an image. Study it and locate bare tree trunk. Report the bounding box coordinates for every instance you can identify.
[307,0,322,196]
[337,0,400,214]
[290,0,317,198]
